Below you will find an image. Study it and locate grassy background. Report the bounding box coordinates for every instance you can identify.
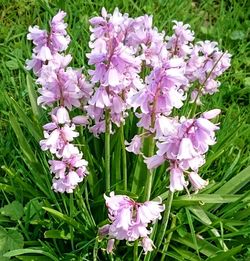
[0,0,250,260]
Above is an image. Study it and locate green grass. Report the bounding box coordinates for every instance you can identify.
[0,0,250,260]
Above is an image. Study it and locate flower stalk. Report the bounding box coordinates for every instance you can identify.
[105,109,111,192]
[120,124,127,191]
[160,214,176,261]
[144,135,155,201]
[133,240,139,261]
[155,190,174,249]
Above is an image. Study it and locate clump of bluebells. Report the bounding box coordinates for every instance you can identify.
[26,7,231,255]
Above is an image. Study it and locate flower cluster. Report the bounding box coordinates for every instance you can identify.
[26,11,91,192]
[128,58,188,132]
[26,7,232,257]
[26,11,70,76]
[99,192,165,253]
[166,21,194,58]
[126,20,230,151]
[186,41,231,103]
[86,8,142,135]
[145,109,221,192]
[86,8,174,136]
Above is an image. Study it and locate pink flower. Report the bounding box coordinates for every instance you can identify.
[26,11,71,76]
[55,107,70,124]
[185,40,231,98]
[89,87,111,109]
[107,239,115,254]
[128,61,188,131]
[144,155,165,170]
[138,198,165,224]
[202,109,221,119]
[189,172,208,192]
[49,146,88,193]
[166,21,194,58]
[145,112,220,192]
[72,116,89,126]
[141,237,155,253]
[101,192,164,254]
[177,138,198,160]
[125,135,142,155]
[170,168,188,192]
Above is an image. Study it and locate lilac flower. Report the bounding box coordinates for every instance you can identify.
[169,168,188,192]
[125,14,166,67]
[145,111,220,192]
[49,148,88,193]
[99,192,164,254]
[40,114,79,157]
[202,109,221,119]
[188,172,208,192]
[26,11,71,75]
[26,11,92,193]
[166,21,194,58]
[141,237,155,253]
[107,239,115,254]
[86,8,144,135]
[72,115,89,126]
[37,63,91,110]
[128,59,188,135]
[56,106,70,124]
[144,155,165,169]
[186,41,231,101]
[125,135,142,155]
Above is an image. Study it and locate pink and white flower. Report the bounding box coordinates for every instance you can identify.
[99,192,164,254]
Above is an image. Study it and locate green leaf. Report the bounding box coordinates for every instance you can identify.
[189,206,212,226]
[0,183,16,194]
[173,194,248,207]
[171,245,200,261]
[244,77,250,87]
[44,230,71,240]
[0,201,24,220]
[9,114,36,162]
[17,256,51,261]
[0,214,10,223]
[24,199,44,221]
[206,245,243,261]
[3,249,57,261]
[8,97,42,142]
[230,30,245,40]
[42,207,92,238]
[6,59,20,70]
[185,208,200,259]
[215,165,250,194]
[1,166,40,198]
[0,226,24,259]
[26,74,42,118]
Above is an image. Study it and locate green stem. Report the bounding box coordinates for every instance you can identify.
[155,190,174,249]
[18,220,30,241]
[144,135,155,201]
[133,240,139,261]
[69,193,75,251]
[120,124,127,191]
[93,237,98,261]
[105,109,111,192]
[160,214,176,261]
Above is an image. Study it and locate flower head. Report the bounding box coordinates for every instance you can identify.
[100,192,164,253]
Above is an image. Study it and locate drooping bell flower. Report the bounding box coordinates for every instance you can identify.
[99,192,164,254]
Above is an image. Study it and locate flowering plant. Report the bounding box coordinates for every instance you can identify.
[26,7,231,258]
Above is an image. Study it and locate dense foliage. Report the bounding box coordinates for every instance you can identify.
[0,0,249,260]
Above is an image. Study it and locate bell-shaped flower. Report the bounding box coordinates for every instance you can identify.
[125,135,142,155]
[170,168,188,192]
[189,172,208,191]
